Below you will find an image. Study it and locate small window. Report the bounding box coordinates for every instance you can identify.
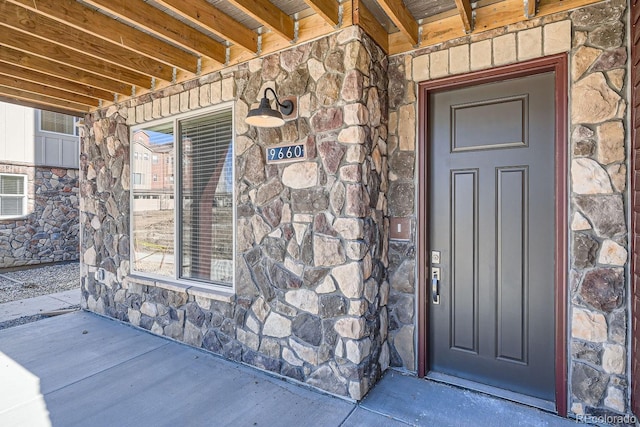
[143,153,149,161]
[0,175,26,218]
[133,173,143,185]
[152,155,159,164]
[152,174,158,182]
[40,111,77,135]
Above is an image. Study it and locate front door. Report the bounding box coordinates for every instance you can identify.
[428,72,556,403]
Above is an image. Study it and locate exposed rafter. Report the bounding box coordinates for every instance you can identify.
[227,0,295,41]
[0,2,174,82]
[303,0,340,27]
[0,29,151,88]
[376,0,419,46]
[0,86,91,114]
[0,74,99,107]
[453,0,473,33]
[353,0,389,53]
[153,0,259,53]
[6,0,201,72]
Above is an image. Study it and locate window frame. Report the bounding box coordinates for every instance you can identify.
[129,104,236,292]
[37,110,79,136]
[0,173,27,219]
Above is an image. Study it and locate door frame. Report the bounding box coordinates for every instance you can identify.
[416,54,568,416]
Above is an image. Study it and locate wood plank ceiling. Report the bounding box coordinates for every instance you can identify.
[0,0,600,115]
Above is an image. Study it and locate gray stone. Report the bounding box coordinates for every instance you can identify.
[609,309,626,344]
[311,108,343,132]
[291,188,329,213]
[319,294,348,317]
[572,233,598,269]
[571,341,602,365]
[314,235,346,267]
[389,293,414,324]
[390,260,415,293]
[572,363,607,407]
[573,195,625,237]
[591,48,628,73]
[316,73,343,106]
[318,140,346,175]
[255,179,284,206]
[388,182,414,216]
[307,365,347,396]
[292,313,322,346]
[389,152,415,179]
[588,21,624,50]
[579,268,624,312]
[571,3,624,28]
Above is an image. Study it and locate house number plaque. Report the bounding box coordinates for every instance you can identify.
[266,143,306,164]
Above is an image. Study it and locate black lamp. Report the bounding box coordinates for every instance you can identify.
[245,87,294,128]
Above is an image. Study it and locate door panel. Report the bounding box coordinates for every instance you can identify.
[429,72,555,402]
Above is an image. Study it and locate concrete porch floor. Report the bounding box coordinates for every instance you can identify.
[0,311,576,426]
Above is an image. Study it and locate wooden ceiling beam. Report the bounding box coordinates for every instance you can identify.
[353,0,389,53]
[0,28,152,88]
[303,0,340,27]
[376,0,419,46]
[454,0,474,32]
[0,46,128,96]
[0,96,84,116]
[0,74,99,107]
[0,62,113,101]
[0,86,91,114]
[6,0,202,72]
[151,0,258,53]
[0,2,175,82]
[227,0,295,40]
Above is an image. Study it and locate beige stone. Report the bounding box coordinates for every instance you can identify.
[571,212,591,231]
[571,158,613,194]
[140,301,157,317]
[252,297,270,322]
[161,97,170,118]
[290,338,318,364]
[170,94,180,115]
[596,121,624,165]
[246,316,260,334]
[544,20,571,55]
[283,347,304,366]
[518,27,542,61]
[313,235,346,266]
[343,103,369,126]
[398,104,415,151]
[344,41,370,75]
[404,55,412,80]
[393,325,415,370]
[316,275,336,294]
[493,34,516,66]
[211,81,222,104]
[180,92,189,112]
[334,317,365,339]
[607,69,625,92]
[282,162,318,189]
[572,73,620,124]
[346,338,371,364]
[308,58,325,82]
[285,289,319,314]
[449,45,470,75]
[136,105,145,123]
[572,307,607,342]
[470,40,492,71]
[84,246,97,266]
[598,240,627,266]
[607,164,626,192]
[235,100,249,135]
[430,50,449,78]
[379,342,390,372]
[152,99,162,118]
[602,344,625,374]
[126,107,136,125]
[338,126,366,144]
[221,77,235,101]
[189,87,200,110]
[345,145,366,163]
[571,46,601,82]
[333,218,364,240]
[332,262,363,298]
[263,312,291,338]
[413,54,430,82]
[251,214,271,245]
[292,223,307,246]
[237,329,259,351]
[604,387,625,412]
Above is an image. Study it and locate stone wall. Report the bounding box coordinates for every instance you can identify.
[0,163,79,267]
[79,28,389,400]
[386,0,631,417]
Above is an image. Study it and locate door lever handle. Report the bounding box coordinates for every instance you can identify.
[432,268,440,304]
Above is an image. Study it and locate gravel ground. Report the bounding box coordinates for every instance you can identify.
[0,262,80,304]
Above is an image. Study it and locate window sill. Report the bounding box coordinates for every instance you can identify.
[124,274,235,304]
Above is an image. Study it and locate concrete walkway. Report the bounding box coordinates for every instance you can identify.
[0,289,80,323]
[0,311,577,427]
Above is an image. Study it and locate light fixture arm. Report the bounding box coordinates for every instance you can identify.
[263,87,294,116]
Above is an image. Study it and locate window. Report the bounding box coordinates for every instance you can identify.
[152,174,158,182]
[131,108,234,288]
[143,153,149,161]
[40,111,77,135]
[133,173,143,185]
[0,174,26,218]
[152,155,159,164]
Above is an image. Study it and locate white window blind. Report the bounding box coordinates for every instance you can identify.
[0,175,26,217]
[41,111,76,135]
[179,110,233,285]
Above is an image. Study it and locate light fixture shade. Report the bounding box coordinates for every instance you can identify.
[245,97,285,128]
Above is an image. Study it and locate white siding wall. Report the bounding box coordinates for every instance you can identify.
[0,102,35,164]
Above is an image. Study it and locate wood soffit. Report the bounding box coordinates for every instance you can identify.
[0,0,602,115]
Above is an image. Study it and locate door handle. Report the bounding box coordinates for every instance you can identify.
[432,267,440,304]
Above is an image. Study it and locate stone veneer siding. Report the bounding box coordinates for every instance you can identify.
[0,163,79,267]
[386,0,632,418]
[79,28,390,400]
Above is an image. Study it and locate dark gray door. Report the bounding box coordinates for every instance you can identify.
[428,72,556,402]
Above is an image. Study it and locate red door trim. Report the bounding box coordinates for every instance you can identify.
[416,54,569,417]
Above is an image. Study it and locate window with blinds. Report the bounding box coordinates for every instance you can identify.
[131,108,234,288]
[40,111,77,135]
[0,174,26,217]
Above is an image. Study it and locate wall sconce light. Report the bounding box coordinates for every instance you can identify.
[245,87,294,128]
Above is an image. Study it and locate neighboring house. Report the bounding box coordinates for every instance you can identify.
[1,0,638,423]
[0,102,79,267]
